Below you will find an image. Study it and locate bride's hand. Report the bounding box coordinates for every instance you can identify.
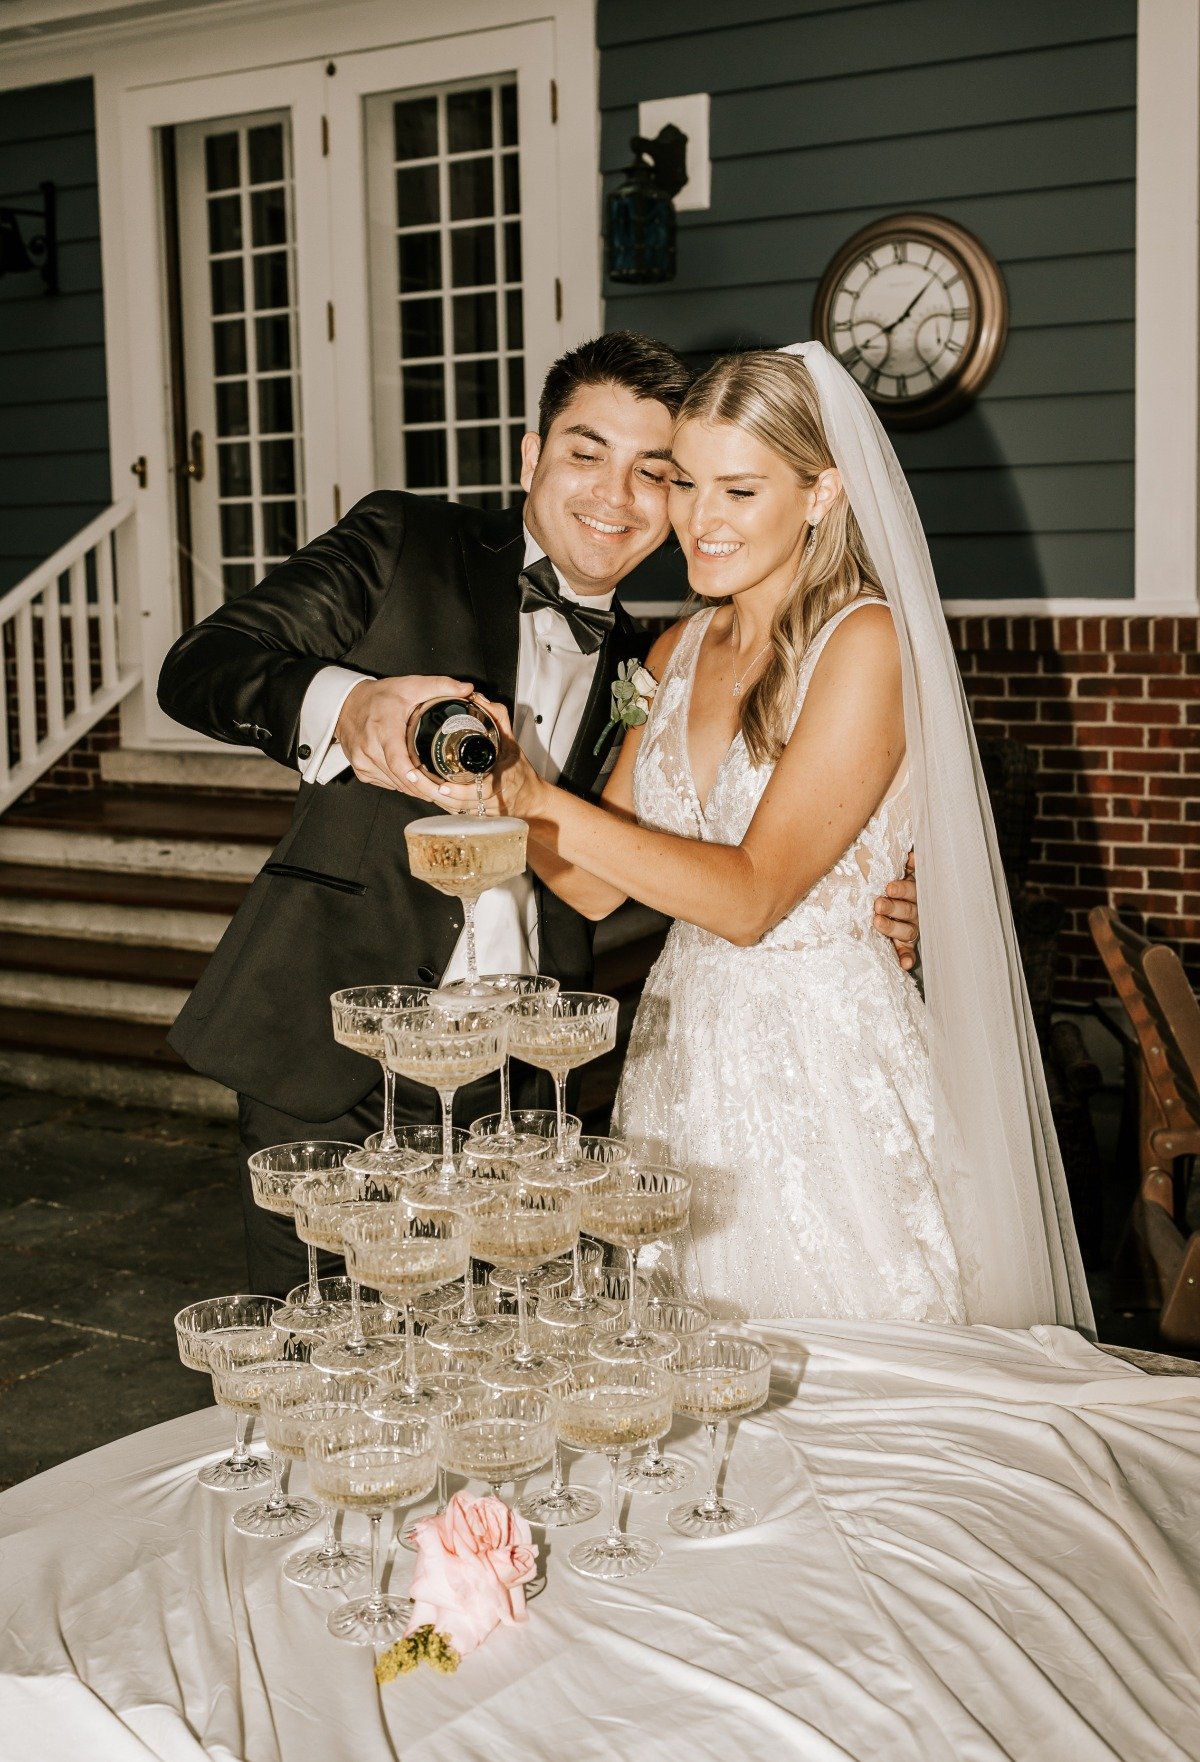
[472,695,547,819]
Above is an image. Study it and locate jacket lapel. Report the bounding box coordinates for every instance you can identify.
[459,506,523,709]
[559,602,642,796]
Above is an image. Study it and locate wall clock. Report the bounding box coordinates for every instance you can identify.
[812,212,1008,427]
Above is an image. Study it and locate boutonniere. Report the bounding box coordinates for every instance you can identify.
[593,658,657,755]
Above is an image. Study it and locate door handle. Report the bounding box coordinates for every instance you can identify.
[174,430,205,482]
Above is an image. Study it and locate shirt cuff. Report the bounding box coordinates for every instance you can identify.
[297,666,367,784]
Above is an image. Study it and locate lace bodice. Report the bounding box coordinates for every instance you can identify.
[632,601,912,950]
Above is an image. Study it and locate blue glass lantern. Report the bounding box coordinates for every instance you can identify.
[606,125,688,286]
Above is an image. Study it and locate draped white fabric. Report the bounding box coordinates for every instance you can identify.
[779,342,1092,1330]
[2,1323,1199,1762]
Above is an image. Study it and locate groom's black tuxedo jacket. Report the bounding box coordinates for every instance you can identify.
[157,492,646,1121]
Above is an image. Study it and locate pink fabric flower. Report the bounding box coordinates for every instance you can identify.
[404,1493,539,1657]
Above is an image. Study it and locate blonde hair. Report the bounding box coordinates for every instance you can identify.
[675,350,884,766]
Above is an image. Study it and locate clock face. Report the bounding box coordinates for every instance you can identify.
[827,236,974,405]
[815,215,1007,425]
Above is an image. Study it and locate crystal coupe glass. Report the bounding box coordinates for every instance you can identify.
[555,1362,675,1580]
[438,972,558,1145]
[436,1387,555,1497]
[404,814,528,990]
[330,985,429,1156]
[668,1336,773,1539]
[270,1397,372,1591]
[469,1185,581,1391]
[583,1166,692,1363]
[306,1411,439,1644]
[342,1202,470,1411]
[384,1005,506,1185]
[620,1299,709,1495]
[505,993,618,1168]
[211,1354,323,1540]
[173,1299,282,1490]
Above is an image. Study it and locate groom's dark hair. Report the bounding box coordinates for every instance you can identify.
[537,330,693,440]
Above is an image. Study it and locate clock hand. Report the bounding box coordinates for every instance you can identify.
[878,273,938,338]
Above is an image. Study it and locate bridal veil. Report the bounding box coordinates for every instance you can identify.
[779,340,1093,1331]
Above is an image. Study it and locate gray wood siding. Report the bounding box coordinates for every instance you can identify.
[0,78,109,594]
[600,0,1136,603]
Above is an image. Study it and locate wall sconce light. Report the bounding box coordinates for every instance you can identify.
[605,125,688,285]
[0,181,58,293]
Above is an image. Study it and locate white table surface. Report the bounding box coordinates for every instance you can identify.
[2,1320,1199,1762]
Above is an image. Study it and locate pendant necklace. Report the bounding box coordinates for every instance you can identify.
[730,615,770,697]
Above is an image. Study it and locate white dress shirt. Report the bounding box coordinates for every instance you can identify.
[294,528,613,981]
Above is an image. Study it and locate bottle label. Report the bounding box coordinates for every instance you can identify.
[438,714,489,739]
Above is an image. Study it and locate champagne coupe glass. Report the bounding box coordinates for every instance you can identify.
[305,1411,440,1645]
[415,1149,518,1360]
[584,1166,693,1363]
[292,1166,429,1376]
[366,1123,468,1160]
[246,1141,361,1332]
[272,1398,371,1590]
[440,973,559,1147]
[213,1355,323,1539]
[620,1299,709,1496]
[506,993,619,1168]
[342,1202,470,1410]
[668,1336,773,1539]
[330,985,429,1157]
[512,1309,601,1528]
[404,813,528,992]
[376,1370,481,1551]
[470,1185,581,1391]
[487,1258,573,1316]
[555,1362,675,1580]
[384,1005,507,1186]
[174,1295,282,1489]
[437,1386,555,1498]
[526,1134,629,1326]
[469,1108,581,1157]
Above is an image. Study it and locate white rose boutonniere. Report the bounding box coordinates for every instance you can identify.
[593,659,657,755]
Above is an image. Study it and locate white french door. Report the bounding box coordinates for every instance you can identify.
[115,21,564,746]
[174,109,307,617]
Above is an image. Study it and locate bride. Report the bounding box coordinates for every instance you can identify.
[481,342,1092,1332]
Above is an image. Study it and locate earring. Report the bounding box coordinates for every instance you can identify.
[804,524,819,557]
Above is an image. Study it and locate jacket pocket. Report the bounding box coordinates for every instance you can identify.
[262,862,367,897]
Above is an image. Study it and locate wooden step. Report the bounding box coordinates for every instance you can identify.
[0,861,249,912]
[0,932,209,987]
[0,1005,183,1066]
[5,787,293,844]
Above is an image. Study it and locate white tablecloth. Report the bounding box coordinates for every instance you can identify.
[2,1321,1199,1762]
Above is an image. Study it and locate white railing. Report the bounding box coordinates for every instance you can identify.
[0,501,141,815]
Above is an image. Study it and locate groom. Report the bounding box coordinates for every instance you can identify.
[158,331,918,1293]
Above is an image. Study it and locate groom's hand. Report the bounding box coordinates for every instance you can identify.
[873,849,919,971]
[334,674,474,799]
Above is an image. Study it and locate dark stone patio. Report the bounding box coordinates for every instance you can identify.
[0,1076,1189,1490]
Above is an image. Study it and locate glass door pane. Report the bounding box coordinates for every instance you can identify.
[173,110,306,615]
[365,77,525,508]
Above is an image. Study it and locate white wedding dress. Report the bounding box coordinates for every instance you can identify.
[612,599,966,1324]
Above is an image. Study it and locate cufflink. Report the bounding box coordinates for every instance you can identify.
[297,744,312,761]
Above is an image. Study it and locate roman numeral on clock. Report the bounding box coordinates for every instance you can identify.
[839,346,863,372]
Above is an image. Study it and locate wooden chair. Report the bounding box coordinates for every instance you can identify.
[1089,905,1200,1345]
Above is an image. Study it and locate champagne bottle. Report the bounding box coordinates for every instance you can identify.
[407,697,499,781]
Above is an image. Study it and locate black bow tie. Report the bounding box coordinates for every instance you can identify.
[518,555,615,656]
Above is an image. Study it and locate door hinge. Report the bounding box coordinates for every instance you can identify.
[327,300,335,341]
[554,277,563,322]
[321,115,330,157]
[333,483,342,521]
[550,79,558,124]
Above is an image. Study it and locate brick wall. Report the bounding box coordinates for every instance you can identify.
[949,614,1200,1001]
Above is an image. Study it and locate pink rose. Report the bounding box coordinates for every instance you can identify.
[404,1493,539,1657]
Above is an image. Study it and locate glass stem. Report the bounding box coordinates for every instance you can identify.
[436,1466,447,1514]
[318,1505,338,1561]
[366,1509,384,1613]
[230,1410,252,1468]
[549,1442,566,1498]
[605,1449,623,1549]
[378,1063,398,1154]
[460,1263,479,1327]
[304,1244,321,1309]
[438,1087,457,1179]
[498,1054,513,1136]
[699,1422,721,1519]
[623,1246,639,1342]
[569,1242,587,1304]
[347,1277,366,1351]
[553,1069,569,1165]
[403,1303,420,1395]
[266,1449,286,1513]
[643,1439,663,1472]
[514,1273,532,1363]
[463,896,479,986]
